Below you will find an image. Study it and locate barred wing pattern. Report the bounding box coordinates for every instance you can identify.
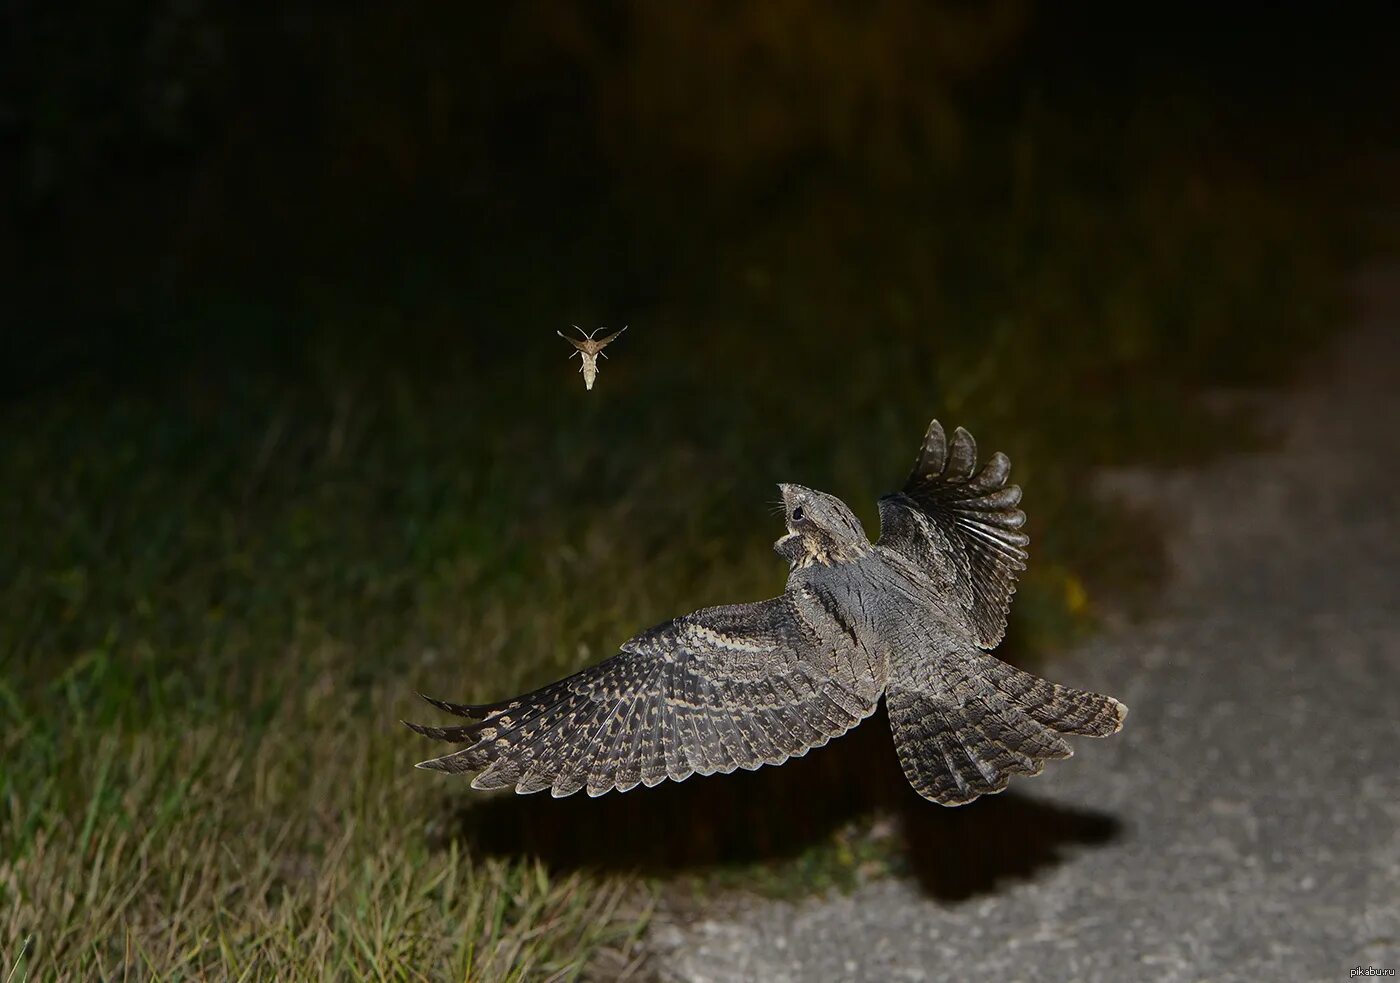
[407,593,882,797]
[876,420,1029,648]
[887,645,1126,805]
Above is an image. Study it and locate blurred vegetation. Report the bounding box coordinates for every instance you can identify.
[1,2,1387,979]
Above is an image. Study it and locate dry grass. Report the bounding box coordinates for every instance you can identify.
[1,640,651,981]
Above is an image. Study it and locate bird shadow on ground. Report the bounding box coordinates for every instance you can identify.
[434,704,1123,903]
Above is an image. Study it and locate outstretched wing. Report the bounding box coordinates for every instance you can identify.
[593,324,626,350]
[406,592,882,797]
[876,420,1028,648]
[556,328,588,352]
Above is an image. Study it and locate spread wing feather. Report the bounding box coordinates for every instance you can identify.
[888,646,1077,806]
[876,419,1030,648]
[406,593,881,797]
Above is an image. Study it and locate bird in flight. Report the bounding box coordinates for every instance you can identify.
[406,420,1127,805]
[556,325,626,390]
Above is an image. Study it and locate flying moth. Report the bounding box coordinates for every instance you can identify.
[556,325,627,390]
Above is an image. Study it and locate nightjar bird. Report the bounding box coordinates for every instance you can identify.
[557,325,626,390]
[406,420,1127,805]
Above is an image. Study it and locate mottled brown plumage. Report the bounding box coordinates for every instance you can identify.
[407,419,1127,804]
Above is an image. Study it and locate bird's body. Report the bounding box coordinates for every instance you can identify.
[408,420,1126,805]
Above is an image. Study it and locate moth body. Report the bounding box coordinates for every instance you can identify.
[556,325,627,391]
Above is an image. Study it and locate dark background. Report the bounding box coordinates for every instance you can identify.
[4,4,1396,395]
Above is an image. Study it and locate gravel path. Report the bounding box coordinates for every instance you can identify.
[648,266,1400,983]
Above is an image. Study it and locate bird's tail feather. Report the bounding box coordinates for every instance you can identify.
[983,658,1127,738]
[887,656,1126,806]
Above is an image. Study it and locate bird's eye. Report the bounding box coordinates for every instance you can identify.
[791,506,805,522]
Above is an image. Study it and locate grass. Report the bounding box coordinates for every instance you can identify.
[2,638,651,979]
[0,103,1353,978]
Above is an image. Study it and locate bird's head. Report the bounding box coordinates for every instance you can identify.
[773,483,870,569]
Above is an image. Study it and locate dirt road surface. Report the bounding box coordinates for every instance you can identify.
[648,266,1400,983]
